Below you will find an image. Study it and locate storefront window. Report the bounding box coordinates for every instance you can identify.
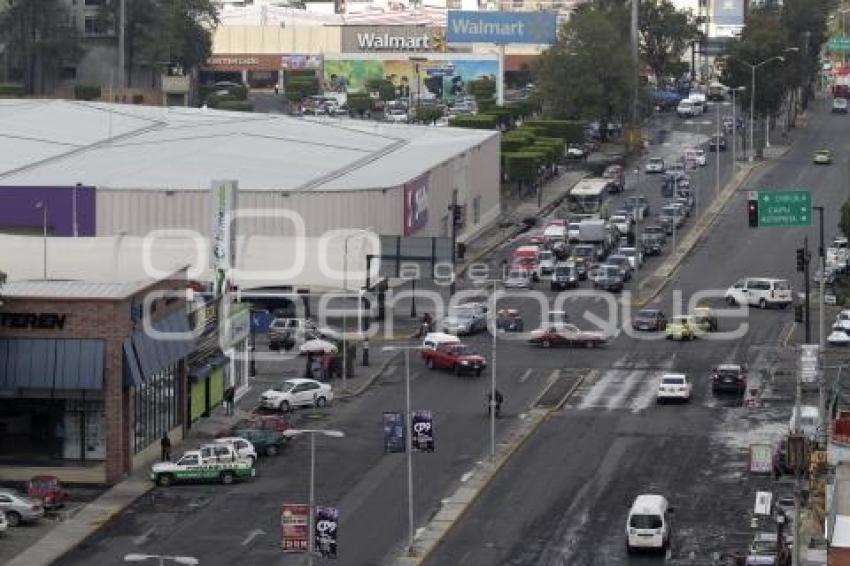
[133,364,179,454]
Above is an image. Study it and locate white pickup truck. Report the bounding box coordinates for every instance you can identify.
[150,445,255,487]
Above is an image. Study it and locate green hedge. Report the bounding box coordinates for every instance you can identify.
[516,125,548,138]
[284,74,319,102]
[415,105,444,124]
[74,85,102,101]
[468,78,496,99]
[502,151,545,182]
[365,79,396,101]
[522,119,586,143]
[347,93,373,115]
[217,100,254,112]
[500,139,526,153]
[503,130,536,145]
[0,84,25,98]
[507,100,532,119]
[449,114,498,129]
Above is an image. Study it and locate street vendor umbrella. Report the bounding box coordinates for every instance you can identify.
[299,339,338,354]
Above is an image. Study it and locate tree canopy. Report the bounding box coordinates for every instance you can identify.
[639,0,701,84]
[533,8,634,128]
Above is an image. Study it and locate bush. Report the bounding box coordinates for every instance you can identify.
[503,130,536,145]
[0,84,25,98]
[227,85,248,101]
[523,119,586,143]
[217,100,254,112]
[74,85,102,101]
[500,139,526,153]
[468,78,497,99]
[502,152,545,182]
[365,79,396,101]
[347,93,373,116]
[415,105,444,124]
[284,75,319,102]
[449,114,498,129]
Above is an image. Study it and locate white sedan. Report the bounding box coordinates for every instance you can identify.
[645,158,665,174]
[656,373,692,403]
[829,329,850,346]
[214,437,258,465]
[260,378,334,412]
[834,310,850,331]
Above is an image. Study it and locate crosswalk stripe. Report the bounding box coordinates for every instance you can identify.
[604,370,643,410]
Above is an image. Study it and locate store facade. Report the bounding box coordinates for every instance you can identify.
[0,276,193,484]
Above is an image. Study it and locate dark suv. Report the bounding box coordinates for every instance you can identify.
[708,135,727,152]
[711,364,747,394]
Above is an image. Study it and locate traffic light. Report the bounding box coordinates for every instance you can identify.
[796,248,806,272]
[794,305,804,323]
[747,198,759,227]
[451,204,465,229]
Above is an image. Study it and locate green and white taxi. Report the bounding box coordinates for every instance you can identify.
[150,445,256,487]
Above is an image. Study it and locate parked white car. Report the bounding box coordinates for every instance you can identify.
[645,157,665,174]
[260,378,334,412]
[656,373,692,403]
[214,437,259,465]
[828,329,850,346]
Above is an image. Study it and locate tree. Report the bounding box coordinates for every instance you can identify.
[533,7,634,138]
[98,0,219,83]
[414,105,444,125]
[0,0,83,94]
[639,0,701,85]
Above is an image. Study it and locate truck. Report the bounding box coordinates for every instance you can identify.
[577,219,608,243]
[150,445,256,486]
[834,74,850,99]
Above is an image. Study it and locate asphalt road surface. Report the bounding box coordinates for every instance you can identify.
[54,103,829,566]
[425,96,849,565]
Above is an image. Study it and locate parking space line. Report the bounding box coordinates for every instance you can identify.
[518,369,533,383]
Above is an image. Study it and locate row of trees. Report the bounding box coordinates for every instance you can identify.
[0,0,218,95]
[533,0,701,134]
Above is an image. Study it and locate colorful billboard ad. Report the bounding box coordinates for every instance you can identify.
[0,185,96,236]
[281,54,323,70]
[323,54,498,104]
[411,409,434,452]
[314,506,339,558]
[281,503,310,553]
[447,11,558,45]
[383,412,406,453]
[403,174,429,236]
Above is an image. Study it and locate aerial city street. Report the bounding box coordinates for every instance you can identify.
[0,0,849,565]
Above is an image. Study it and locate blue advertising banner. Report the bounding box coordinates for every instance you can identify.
[383,412,406,453]
[314,506,339,558]
[411,410,435,452]
[714,0,744,27]
[446,11,557,45]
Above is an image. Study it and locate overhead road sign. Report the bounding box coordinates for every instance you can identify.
[446,11,558,45]
[830,37,850,53]
[747,189,811,227]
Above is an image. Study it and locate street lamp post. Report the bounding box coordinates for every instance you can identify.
[283,428,345,566]
[409,56,427,120]
[730,86,746,171]
[382,345,419,556]
[34,201,47,280]
[342,227,374,369]
[715,98,721,200]
[124,554,199,566]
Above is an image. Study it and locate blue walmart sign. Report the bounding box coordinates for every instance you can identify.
[446,11,558,46]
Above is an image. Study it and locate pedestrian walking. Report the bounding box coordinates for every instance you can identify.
[160,433,172,461]
[224,386,235,415]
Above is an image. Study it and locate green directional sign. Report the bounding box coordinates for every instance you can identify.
[830,36,850,53]
[754,189,811,227]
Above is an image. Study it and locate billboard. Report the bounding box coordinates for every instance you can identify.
[315,506,339,558]
[340,26,445,53]
[403,174,429,236]
[323,54,498,104]
[0,185,96,236]
[281,503,310,552]
[447,11,558,45]
[411,410,435,452]
[281,54,323,71]
[210,180,238,276]
[713,0,744,27]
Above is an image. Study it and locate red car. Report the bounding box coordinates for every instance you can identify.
[217,414,290,438]
[528,323,607,348]
[421,343,486,376]
[27,476,67,510]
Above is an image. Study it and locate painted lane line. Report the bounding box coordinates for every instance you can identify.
[241,528,266,546]
[460,470,475,483]
[518,369,533,383]
[133,526,156,546]
[605,370,644,410]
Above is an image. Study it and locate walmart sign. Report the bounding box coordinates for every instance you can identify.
[446,11,558,45]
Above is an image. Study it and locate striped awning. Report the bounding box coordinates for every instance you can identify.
[0,338,105,391]
[123,310,194,386]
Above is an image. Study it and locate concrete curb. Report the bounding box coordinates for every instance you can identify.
[396,370,590,565]
[340,352,401,399]
[632,159,769,308]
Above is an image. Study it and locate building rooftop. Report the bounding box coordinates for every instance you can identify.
[0,279,158,299]
[0,100,496,192]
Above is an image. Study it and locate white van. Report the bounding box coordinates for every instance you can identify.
[625,494,672,553]
[789,405,821,439]
[725,278,792,309]
[421,332,461,351]
[687,95,705,116]
[676,99,695,118]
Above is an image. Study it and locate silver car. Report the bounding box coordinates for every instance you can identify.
[503,269,534,289]
[0,489,44,526]
[442,305,486,335]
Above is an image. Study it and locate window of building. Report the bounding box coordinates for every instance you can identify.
[133,364,179,454]
[60,67,77,80]
[473,196,481,224]
[84,15,108,35]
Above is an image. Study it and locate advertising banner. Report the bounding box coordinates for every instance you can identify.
[0,185,96,237]
[383,411,406,453]
[281,54,323,70]
[323,54,498,104]
[403,174,429,236]
[210,180,238,275]
[341,25,444,52]
[315,506,339,558]
[713,0,744,27]
[281,503,310,552]
[446,11,558,45]
[411,410,435,452]
[748,444,773,474]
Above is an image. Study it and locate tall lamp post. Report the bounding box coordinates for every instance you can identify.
[730,86,746,171]
[409,56,427,120]
[382,345,420,556]
[34,201,48,280]
[283,428,345,566]
[342,227,375,368]
[124,554,198,566]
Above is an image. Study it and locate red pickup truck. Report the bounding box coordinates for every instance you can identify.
[421,343,486,376]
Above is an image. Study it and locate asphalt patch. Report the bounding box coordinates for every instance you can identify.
[534,370,584,408]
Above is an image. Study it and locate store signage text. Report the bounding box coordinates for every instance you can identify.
[0,312,67,330]
[209,57,260,66]
[357,32,431,50]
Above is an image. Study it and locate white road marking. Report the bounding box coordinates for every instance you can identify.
[605,370,644,410]
[241,528,267,546]
[518,368,533,383]
[460,470,475,483]
[133,526,156,546]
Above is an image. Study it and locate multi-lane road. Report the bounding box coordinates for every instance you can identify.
[55,98,846,566]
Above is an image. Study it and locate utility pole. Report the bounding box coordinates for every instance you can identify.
[630,0,639,126]
[118,0,126,92]
[813,206,827,444]
[804,237,812,343]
